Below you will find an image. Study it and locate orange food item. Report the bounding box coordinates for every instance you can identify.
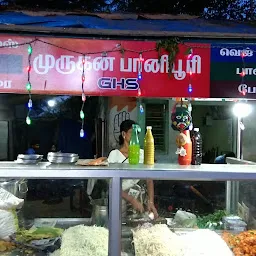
[79,157,107,166]
[0,241,15,252]
[222,230,256,256]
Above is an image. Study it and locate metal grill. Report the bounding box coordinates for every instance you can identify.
[145,103,166,152]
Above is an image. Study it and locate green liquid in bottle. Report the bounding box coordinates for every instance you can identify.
[128,124,140,165]
[129,144,140,165]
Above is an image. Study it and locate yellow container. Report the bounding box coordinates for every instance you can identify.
[144,126,154,165]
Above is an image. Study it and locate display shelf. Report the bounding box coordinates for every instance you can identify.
[0,162,256,180]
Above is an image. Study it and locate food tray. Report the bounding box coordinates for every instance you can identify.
[76,159,109,166]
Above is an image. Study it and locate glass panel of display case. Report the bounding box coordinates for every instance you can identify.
[0,178,109,256]
[238,180,256,229]
[121,178,255,256]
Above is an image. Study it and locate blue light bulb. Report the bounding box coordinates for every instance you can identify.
[80,129,84,138]
[188,84,192,93]
[28,99,32,108]
[139,104,144,113]
[138,73,142,80]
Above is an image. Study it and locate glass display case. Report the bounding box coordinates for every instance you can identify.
[226,157,256,229]
[0,162,255,256]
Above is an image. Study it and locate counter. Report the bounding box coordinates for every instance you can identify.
[0,162,255,180]
[0,162,256,256]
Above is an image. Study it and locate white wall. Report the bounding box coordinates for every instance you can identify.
[107,97,137,151]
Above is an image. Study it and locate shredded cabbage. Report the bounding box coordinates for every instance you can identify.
[59,225,108,256]
[132,224,184,256]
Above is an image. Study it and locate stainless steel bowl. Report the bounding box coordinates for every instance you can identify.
[47,156,79,164]
[47,152,78,158]
[15,159,42,164]
[17,154,43,160]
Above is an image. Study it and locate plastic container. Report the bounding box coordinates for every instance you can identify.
[128,124,140,165]
[144,126,154,165]
[191,128,203,165]
[223,216,247,232]
[178,130,192,165]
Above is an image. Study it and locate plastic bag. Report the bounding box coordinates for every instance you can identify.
[0,188,24,210]
[0,209,18,240]
[174,210,197,228]
[0,188,24,240]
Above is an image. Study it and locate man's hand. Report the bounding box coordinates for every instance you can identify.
[130,198,144,213]
[147,201,159,219]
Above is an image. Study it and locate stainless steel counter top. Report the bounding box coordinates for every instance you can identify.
[0,162,255,180]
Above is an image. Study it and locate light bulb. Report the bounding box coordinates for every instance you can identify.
[80,129,84,138]
[26,116,31,125]
[80,110,85,119]
[188,84,193,93]
[82,93,86,102]
[233,102,252,118]
[28,99,32,108]
[139,104,144,113]
[26,82,31,91]
[48,99,56,107]
[28,45,33,55]
[138,73,142,80]
[139,53,144,62]
[187,48,193,59]
[138,88,141,97]
[240,71,246,77]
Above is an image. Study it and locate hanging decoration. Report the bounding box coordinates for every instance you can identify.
[80,55,86,138]
[136,52,144,114]
[26,44,33,125]
[156,38,180,77]
[186,48,194,94]
[137,52,144,80]
[171,100,192,165]
[0,37,255,135]
[239,50,247,96]
[138,88,144,114]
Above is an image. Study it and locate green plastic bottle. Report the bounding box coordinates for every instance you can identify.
[128,124,141,165]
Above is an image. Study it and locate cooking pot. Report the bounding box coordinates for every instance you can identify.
[0,179,28,199]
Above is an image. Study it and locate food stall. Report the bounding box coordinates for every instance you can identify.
[0,11,256,256]
[0,163,256,255]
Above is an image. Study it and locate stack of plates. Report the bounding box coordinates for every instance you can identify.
[15,154,43,164]
[47,152,79,164]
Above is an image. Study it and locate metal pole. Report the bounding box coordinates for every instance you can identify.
[108,177,122,256]
[231,117,241,214]
[226,181,232,214]
[237,117,241,159]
